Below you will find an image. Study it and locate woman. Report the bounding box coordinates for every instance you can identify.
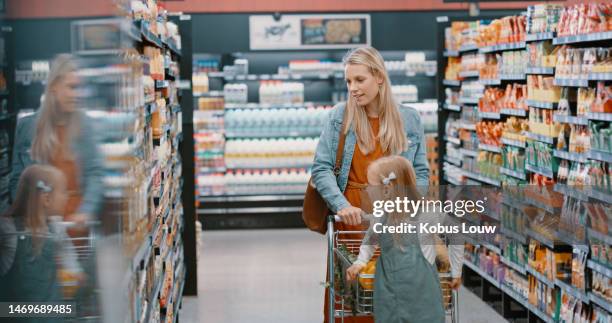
[10,54,103,228]
[312,47,430,323]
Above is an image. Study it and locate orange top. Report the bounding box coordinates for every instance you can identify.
[50,125,83,219]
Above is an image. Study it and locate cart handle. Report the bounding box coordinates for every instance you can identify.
[332,213,374,223]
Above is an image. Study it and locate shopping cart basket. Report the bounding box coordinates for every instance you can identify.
[327,214,459,323]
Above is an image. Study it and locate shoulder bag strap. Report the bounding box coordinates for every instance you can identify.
[333,107,349,177]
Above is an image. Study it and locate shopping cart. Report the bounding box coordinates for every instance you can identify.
[327,214,459,323]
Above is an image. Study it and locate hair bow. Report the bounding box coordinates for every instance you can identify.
[382,172,397,185]
[36,180,53,193]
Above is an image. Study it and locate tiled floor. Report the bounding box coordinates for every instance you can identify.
[179,228,508,323]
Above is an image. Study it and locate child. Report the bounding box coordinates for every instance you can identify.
[0,164,83,306]
[345,156,464,323]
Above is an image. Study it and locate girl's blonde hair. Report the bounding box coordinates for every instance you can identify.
[2,165,64,255]
[343,47,408,155]
[31,54,80,163]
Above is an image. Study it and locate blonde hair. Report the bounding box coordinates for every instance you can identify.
[343,47,408,155]
[31,54,79,163]
[2,165,64,255]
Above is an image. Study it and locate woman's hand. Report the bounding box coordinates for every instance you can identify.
[346,263,366,281]
[450,277,462,290]
[337,206,363,226]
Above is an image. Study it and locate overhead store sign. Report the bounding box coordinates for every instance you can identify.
[249,14,371,50]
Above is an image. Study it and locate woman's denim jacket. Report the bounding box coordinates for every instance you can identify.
[311,103,430,213]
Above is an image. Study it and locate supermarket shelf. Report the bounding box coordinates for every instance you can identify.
[458,70,479,78]
[443,79,461,86]
[225,131,320,139]
[500,227,528,244]
[459,122,477,131]
[588,150,612,163]
[553,184,589,202]
[444,156,462,166]
[479,143,502,153]
[558,278,589,303]
[500,167,526,180]
[525,196,558,214]
[443,104,462,112]
[553,150,588,163]
[525,164,554,178]
[587,112,612,122]
[478,112,501,120]
[193,91,223,98]
[500,108,527,117]
[525,66,555,75]
[500,256,527,275]
[553,31,612,45]
[197,206,303,215]
[163,38,182,57]
[443,50,459,57]
[499,74,526,81]
[526,266,555,288]
[138,21,163,48]
[464,260,500,288]
[458,97,480,105]
[526,100,556,110]
[224,102,331,109]
[225,164,312,170]
[483,243,502,256]
[553,78,588,87]
[199,194,303,203]
[526,32,555,42]
[588,228,612,245]
[556,229,589,253]
[526,228,556,249]
[588,189,612,204]
[589,292,612,313]
[527,303,555,323]
[460,148,479,157]
[588,72,612,81]
[479,41,526,53]
[525,132,555,145]
[131,235,153,271]
[197,167,227,174]
[480,79,501,86]
[552,114,588,125]
[444,136,461,145]
[461,170,501,187]
[587,260,612,278]
[459,44,479,53]
[444,175,464,186]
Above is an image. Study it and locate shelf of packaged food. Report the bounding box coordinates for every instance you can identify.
[525,132,555,145]
[197,167,227,174]
[222,73,341,82]
[199,194,303,203]
[500,167,527,180]
[193,91,224,98]
[589,292,612,314]
[460,170,501,187]
[499,74,526,81]
[587,228,612,245]
[460,148,479,157]
[480,79,501,86]
[586,112,612,122]
[444,136,461,145]
[525,228,556,249]
[588,72,612,81]
[137,21,164,49]
[500,256,527,275]
[553,78,589,87]
[478,112,501,120]
[131,234,153,272]
[525,164,554,179]
[553,149,588,163]
[500,227,528,244]
[525,66,555,75]
[143,271,164,323]
[556,229,589,253]
[479,41,526,54]
[459,44,479,53]
[459,97,480,105]
[552,114,588,125]
[500,108,527,117]
[225,131,320,139]
[553,31,612,45]
[443,104,462,112]
[458,71,479,79]
[553,183,589,201]
[173,274,186,323]
[225,164,312,170]
[588,150,612,163]
[163,38,182,57]
[500,285,535,318]
[479,143,502,153]
[444,50,460,57]
[588,189,612,204]
[197,206,303,215]
[526,100,557,110]
[526,32,555,42]
[483,243,502,256]
[459,122,477,131]
[526,266,555,288]
[525,196,559,215]
[443,79,461,86]
[587,260,612,278]
[464,260,500,288]
[224,102,332,110]
[444,156,462,167]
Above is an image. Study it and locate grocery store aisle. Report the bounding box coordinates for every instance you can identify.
[181,228,508,323]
